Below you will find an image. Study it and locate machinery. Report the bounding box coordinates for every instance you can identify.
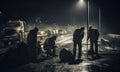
[2,20,26,47]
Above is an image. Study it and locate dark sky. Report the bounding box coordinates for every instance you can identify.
[0,0,120,33]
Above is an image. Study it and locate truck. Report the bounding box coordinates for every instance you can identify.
[2,20,26,47]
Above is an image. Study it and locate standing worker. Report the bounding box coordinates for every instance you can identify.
[73,27,85,60]
[27,27,38,62]
[87,26,100,58]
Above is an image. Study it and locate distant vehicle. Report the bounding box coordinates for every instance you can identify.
[37,31,48,39]
[50,29,67,35]
[2,20,26,46]
[58,29,67,35]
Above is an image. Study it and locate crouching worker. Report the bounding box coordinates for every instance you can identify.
[59,48,74,64]
[43,36,57,57]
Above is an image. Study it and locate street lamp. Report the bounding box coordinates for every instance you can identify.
[78,0,89,51]
[76,0,86,9]
[77,0,101,55]
[86,0,89,52]
[99,8,101,35]
[86,0,89,35]
[77,0,89,31]
[80,0,84,3]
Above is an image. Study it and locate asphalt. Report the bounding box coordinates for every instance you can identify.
[0,34,120,72]
[0,46,120,72]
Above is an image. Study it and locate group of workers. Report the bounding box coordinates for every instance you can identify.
[27,25,99,62]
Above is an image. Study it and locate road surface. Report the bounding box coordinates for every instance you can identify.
[1,34,120,72]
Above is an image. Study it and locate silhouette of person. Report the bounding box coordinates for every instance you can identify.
[59,48,74,64]
[43,36,57,57]
[27,27,38,62]
[73,27,85,60]
[87,26,99,58]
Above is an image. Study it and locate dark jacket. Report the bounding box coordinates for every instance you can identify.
[88,29,99,41]
[73,29,84,42]
[43,37,56,50]
[27,29,38,46]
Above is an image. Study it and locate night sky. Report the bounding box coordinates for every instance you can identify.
[0,0,120,33]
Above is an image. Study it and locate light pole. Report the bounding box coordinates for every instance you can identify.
[99,8,101,35]
[86,0,89,34]
[79,0,102,52]
[77,0,89,53]
[78,0,89,35]
[86,0,89,52]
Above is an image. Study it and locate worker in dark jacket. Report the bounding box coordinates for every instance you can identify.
[73,27,85,60]
[27,27,38,62]
[43,36,57,57]
[87,26,99,58]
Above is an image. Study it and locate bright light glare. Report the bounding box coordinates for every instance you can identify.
[76,0,86,9]
[40,31,44,35]
[80,0,84,3]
